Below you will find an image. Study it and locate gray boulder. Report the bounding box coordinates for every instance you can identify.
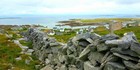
[100,34,119,43]
[130,42,140,55]
[111,48,139,57]
[59,65,67,70]
[41,65,53,70]
[79,45,90,61]
[123,60,140,70]
[97,44,109,52]
[105,32,138,46]
[68,65,78,70]
[113,53,139,62]
[88,51,104,66]
[104,62,125,70]
[84,61,99,70]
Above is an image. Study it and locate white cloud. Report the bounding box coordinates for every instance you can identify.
[114,0,140,4]
[0,0,140,15]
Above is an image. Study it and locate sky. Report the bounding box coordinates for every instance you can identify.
[0,0,140,16]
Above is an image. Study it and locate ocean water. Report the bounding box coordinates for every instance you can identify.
[0,15,139,28]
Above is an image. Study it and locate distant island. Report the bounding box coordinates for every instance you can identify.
[0,17,21,19]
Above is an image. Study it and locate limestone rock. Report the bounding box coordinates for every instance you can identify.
[100,34,119,43]
[59,65,67,70]
[84,61,99,70]
[68,65,78,70]
[86,38,94,43]
[113,53,139,62]
[41,65,53,70]
[78,39,90,47]
[79,45,90,61]
[97,44,109,52]
[130,42,140,55]
[58,54,66,63]
[15,57,22,61]
[88,51,104,66]
[123,60,140,70]
[87,44,97,52]
[105,32,138,46]
[49,42,60,47]
[104,62,125,70]
[111,48,139,57]
[25,59,30,65]
[45,58,50,65]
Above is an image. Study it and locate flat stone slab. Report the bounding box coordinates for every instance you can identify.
[79,46,90,61]
[104,62,125,70]
[84,61,99,70]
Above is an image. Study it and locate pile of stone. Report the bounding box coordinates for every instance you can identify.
[24,28,140,70]
[23,28,60,62]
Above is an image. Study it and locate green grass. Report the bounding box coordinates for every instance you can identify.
[51,26,140,43]
[94,26,109,35]
[13,54,40,70]
[0,34,21,69]
[115,26,140,42]
[77,18,140,23]
[19,40,33,49]
[93,26,140,42]
[0,32,39,70]
[50,31,76,43]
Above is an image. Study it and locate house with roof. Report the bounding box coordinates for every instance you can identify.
[44,29,55,36]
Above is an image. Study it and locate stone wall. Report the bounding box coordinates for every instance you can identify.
[112,22,123,30]
[23,28,60,62]
[24,28,140,70]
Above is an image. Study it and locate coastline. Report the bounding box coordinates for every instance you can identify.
[0,15,140,28]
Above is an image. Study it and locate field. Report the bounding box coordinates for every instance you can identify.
[77,18,140,23]
[51,26,140,43]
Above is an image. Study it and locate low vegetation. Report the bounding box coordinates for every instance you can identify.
[0,25,40,70]
[115,26,140,42]
[94,26,109,35]
[0,34,21,69]
[50,31,76,43]
[77,18,140,23]
[51,26,140,43]
[93,26,140,42]
[19,40,33,49]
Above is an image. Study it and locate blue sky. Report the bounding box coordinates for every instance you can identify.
[0,0,140,15]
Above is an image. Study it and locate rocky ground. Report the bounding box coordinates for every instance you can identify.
[14,38,34,55]
[22,28,140,70]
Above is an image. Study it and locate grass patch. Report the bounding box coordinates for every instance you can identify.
[93,26,140,42]
[0,34,21,69]
[77,18,140,23]
[19,40,33,49]
[0,34,39,70]
[14,54,40,70]
[115,26,140,42]
[51,26,140,43]
[50,32,76,43]
[94,26,109,35]
[0,25,40,70]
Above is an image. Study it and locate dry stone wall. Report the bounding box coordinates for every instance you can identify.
[24,28,140,70]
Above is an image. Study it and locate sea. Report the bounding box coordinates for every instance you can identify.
[0,15,139,28]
